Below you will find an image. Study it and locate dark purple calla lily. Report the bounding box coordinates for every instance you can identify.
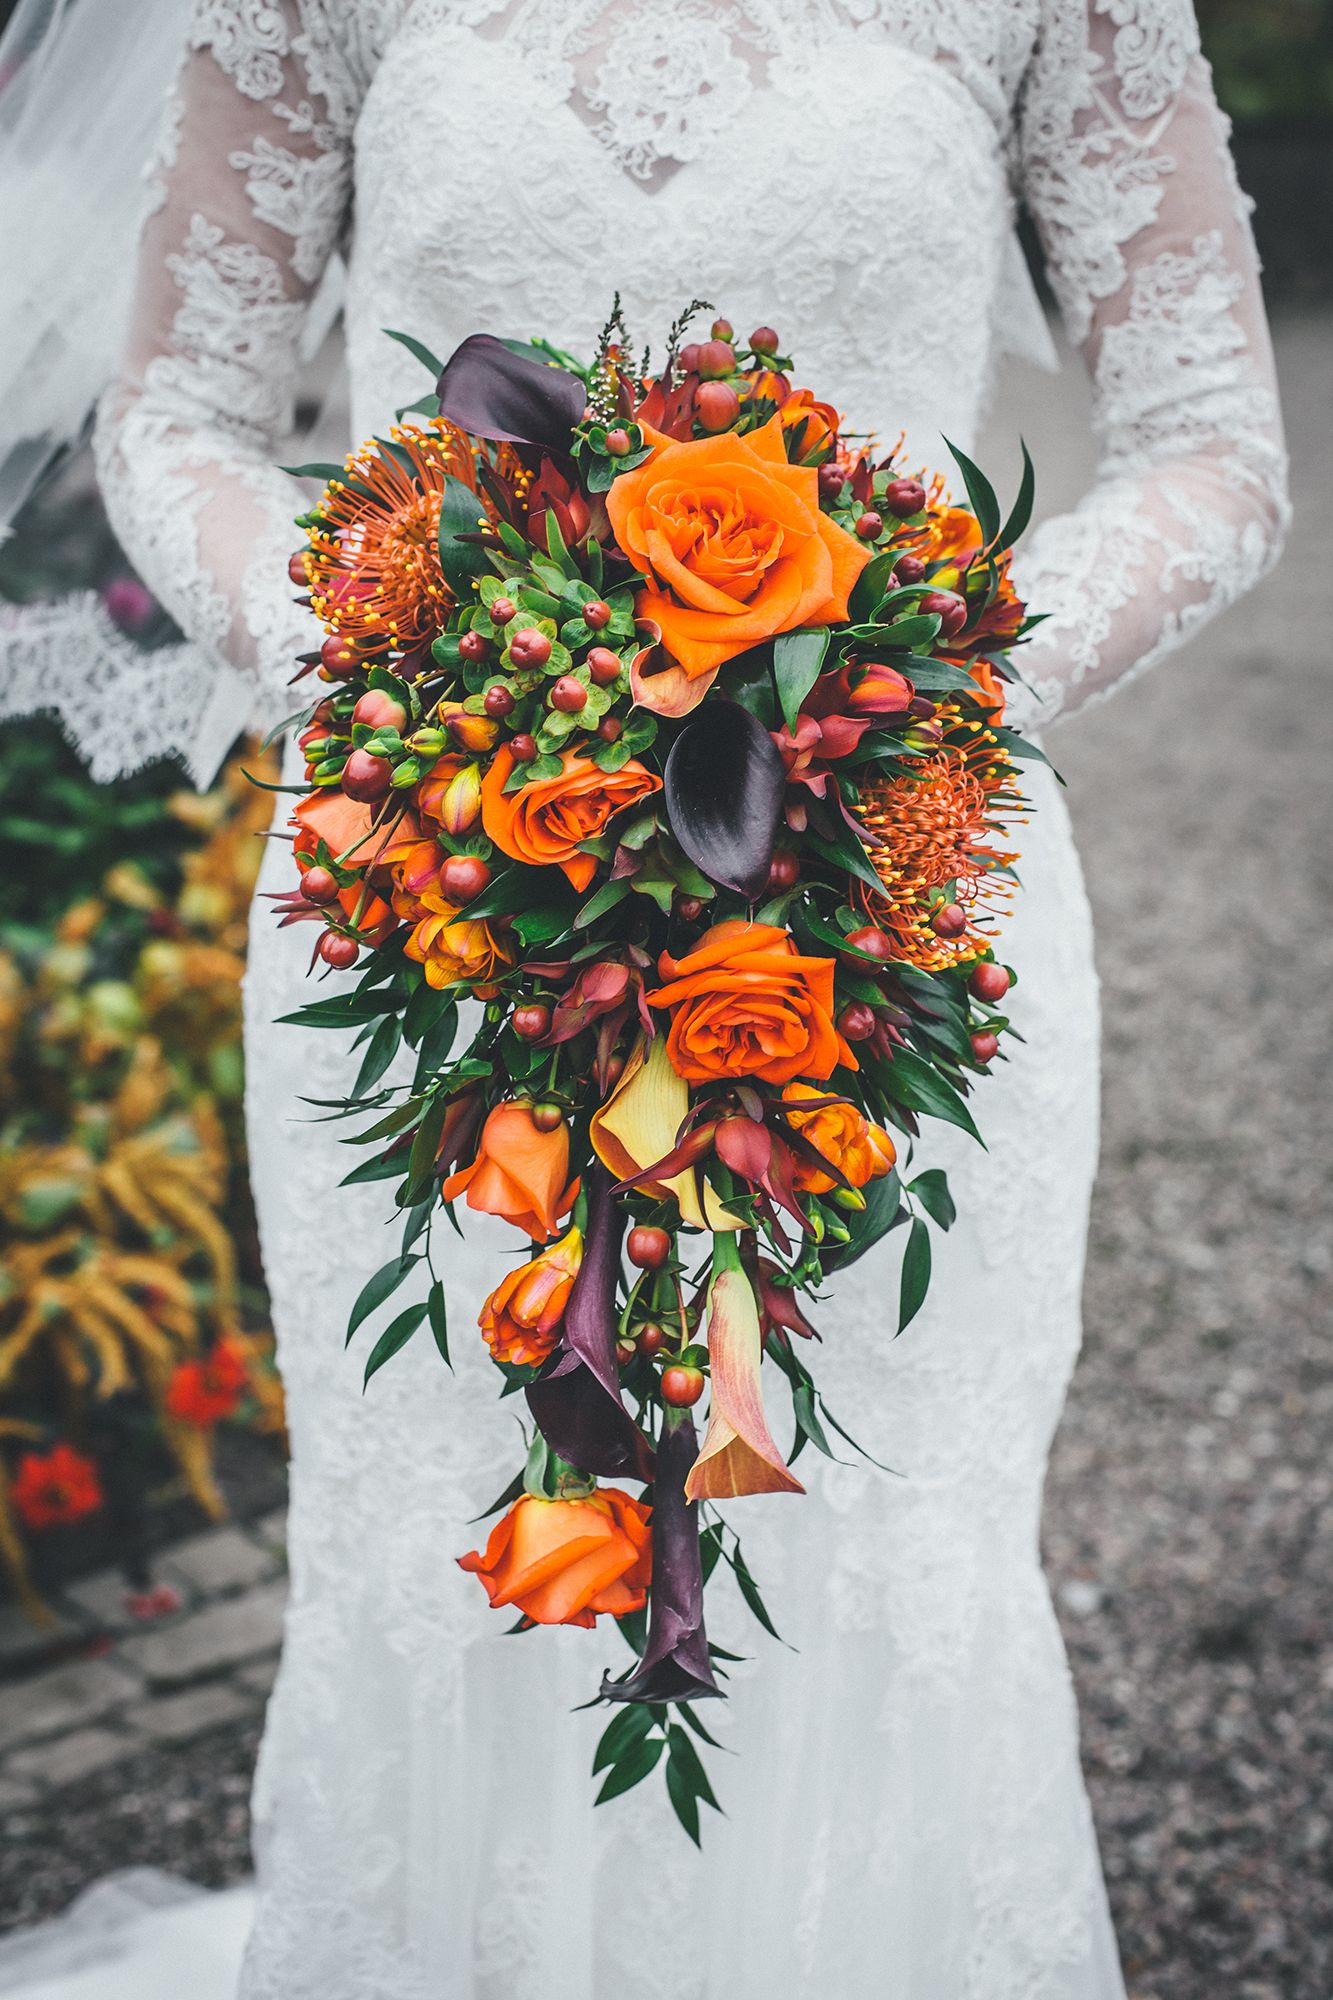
[436,334,587,453]
[526,1166,655,1483]
[663,699,785,900]
[601,1410,721,1705]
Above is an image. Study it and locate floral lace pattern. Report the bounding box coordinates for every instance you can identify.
[21,0,1284,1994]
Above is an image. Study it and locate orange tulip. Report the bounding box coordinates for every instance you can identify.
[441,1101,578,1240]
[605,416,870,707]
[458,1487,652,1627]
[479,1226,583,1366]
[781,1082,896,1195]
[480,746,661,892]
[646,920,855,1087]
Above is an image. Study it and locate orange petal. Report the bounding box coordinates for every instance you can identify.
[685,1263,805,1501]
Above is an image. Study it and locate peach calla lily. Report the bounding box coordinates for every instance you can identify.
[685,1248,805,1502]
[589,1034,742,1231]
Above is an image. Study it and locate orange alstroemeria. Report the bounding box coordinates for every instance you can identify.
[479,1226,583,1367]
[646,920,855,1087]
[967,659,1007,720]
[781,1082,897,1195]
[776,387,840,459]
[480,746,661,892]
[458,1488,652,1627]
[441,1102,578,1240]
[605,416,870,710]
[686,1257,804,1502]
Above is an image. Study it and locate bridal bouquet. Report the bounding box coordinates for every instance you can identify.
[274,304,1039,1836]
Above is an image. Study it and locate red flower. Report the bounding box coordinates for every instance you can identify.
[10,1444,103,1530]
[165,1336,249,1428]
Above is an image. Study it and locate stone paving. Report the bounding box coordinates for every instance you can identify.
[0,1518,286,1810]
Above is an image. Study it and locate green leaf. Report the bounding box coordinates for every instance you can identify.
[346,1254,420,1345]
[363,1300,428,1387]
[805,827,884,899]
[594,1733,665,1804]
[592,1704,654,1775]
[383,328,446,378]
[404,1093,449,1201]
[278,461,346,483]
[909,1167,956,1231]
[341,1150,412,1187]
[667,1723,721,1811]
[996,439,1036,551]
[665,1751,702,1845]
[511,903,576,947]
[437,471,493,597]
[772,626,830,734]
[574,876,632,928]
[876,1048,982,1144]
[822,1167,903,1271]
[848,549,899,622]
[898,1217,932,1332]
[728,1542,783,1644]
[427,1279,451,1367]
[352,1013,402,1098]
[943,437,1001,549]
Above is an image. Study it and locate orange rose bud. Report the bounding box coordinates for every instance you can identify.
[479,1226,583,1367]
[458,1488,652,1628]
[781,1082,897,1194]
[645,919,855,1086]
[438,702,501,754]
[604,417,870,699]
[441,1101,578,1240]
[480,745,661,892]
[417,756,483,834]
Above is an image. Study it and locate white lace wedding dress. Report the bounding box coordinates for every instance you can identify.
[0,3,1288,1996]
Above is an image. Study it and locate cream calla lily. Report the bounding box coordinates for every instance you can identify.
[589,1034,743,1232]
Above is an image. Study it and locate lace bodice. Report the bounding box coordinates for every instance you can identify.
[2,0,1284,783]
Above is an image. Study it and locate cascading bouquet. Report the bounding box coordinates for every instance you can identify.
[272,303,1040,1838]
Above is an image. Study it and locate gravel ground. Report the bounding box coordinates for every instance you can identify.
[3,315,1329,1993]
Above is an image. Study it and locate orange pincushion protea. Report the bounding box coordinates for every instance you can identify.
[302,420,478,656]
[853,732,1018,971]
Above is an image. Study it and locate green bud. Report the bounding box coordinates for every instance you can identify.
[312,755,348,780]
[408,727,446,757]
[390,756,423,789]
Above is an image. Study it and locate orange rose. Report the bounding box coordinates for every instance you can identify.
[441,1101,578,1239]
[479,1226,583,1366]
[605,417,870,706]
[781,1082,897,1194]
[480,746,661,892]
[458,1487,651,1628]
[645,920,854,1086]
[404,911,513,990]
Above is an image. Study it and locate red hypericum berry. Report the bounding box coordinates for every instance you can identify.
[856,510,884,540]
[530,1101,564,1133]
[931,902,968,938]
[483,684,515,719]
[884,477,927,518]
[458,629,490,665]
[750,326,780,355]
[661,1365,706,1408]
[766,849,800,893]
[550,676,587,713]
[301,866,340,907]
[971,1030,1000,1064]
[341,749,393,802]
[636,1321,667,1357]
[318,931,359,969]
[695,380,741,432]
[511,1003,552,1042]
[438,854,491,904]
[616,1338,639,1367]
[320,634,360,677]
[509,627,552,669]
[509,733,538,763]
[587,646,622,686]
[674,894,705,923]
[895,553,926,584]
[837,1000,878,1042]
[605,427,633,457]
[352,689,407,731]
[844,925,894,962]
[582,599,612,630]
[907,695,937,720]
[597,716,622,742]
[710,316,735,342]
[697,338,736,381]
[627,1225,671,1270]
[287,551,310,586]
[490,595,517,626]
[677,344,702,374]
[818,464,847,502]
[921,589,968,638]
[969,961,1011,1003]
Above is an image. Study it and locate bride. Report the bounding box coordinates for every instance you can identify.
[0,3,1287,1996]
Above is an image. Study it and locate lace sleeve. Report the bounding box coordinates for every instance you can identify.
[86,0,361,779]
[1011,0,1290,726]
